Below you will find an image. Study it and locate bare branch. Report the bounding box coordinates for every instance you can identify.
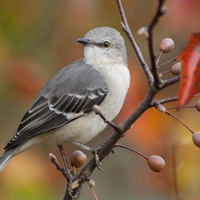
[147,0,166,87]
[158,56,179,69]
[114,143,148,160]
[61,1,186,199]
[163,76,180,88]
[49,153,68,180]
[116,0,153,83]
[166,110,193,133]
[66,87,157,197]
[153,97,178,105]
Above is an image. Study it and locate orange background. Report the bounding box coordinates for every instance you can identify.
[0,0,200,199]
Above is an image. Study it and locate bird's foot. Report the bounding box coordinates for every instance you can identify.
[69,140,106,171]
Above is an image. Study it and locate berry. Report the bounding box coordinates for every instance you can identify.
[171,62,182,75]
[70,150,87,168]
[195,100,200,112]
[160,38,175,53]
[147,155,165,172]
[192,132,200,148]
[88,180,95,187]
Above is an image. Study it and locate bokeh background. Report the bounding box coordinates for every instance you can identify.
[0,0,200,199]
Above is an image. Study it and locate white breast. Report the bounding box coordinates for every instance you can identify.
[41,63,130,145]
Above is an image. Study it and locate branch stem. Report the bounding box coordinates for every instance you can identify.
[147,0,166,87]
[116,0,153,83]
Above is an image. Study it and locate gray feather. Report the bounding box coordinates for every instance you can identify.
[4,59,108,150]
[0,148,17,171]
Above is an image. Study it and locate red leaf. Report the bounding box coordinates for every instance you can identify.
[177,32,200,109]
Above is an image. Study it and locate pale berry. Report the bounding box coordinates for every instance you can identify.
[160,38,175,53]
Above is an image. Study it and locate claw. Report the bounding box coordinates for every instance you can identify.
[111,149,119,159]
[68,184,82,199]
[69,140,107,171]
[94,153,105,172]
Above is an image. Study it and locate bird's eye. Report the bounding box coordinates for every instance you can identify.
[102,40,111,48]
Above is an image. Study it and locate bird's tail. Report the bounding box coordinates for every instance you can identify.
[0,148,17,171]
[0,136,43,171]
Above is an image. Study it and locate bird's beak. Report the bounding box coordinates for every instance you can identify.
[76,38,91,45]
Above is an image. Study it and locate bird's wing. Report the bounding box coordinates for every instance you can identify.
[5,59,108,149]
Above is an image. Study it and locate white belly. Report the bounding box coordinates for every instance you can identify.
[42,63,130,144]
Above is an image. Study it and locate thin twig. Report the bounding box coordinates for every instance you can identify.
[165,110,193,133]
[58,145,73,183]
[147,0,166,87]
[49,153,68,180]
[67,87,157,199]
[93,105,124,133]
[114,143,148,160]
[156,51,163,66]
[163,76,180,88]
[160,69,172,75]
[167,105,195,110]
[153,97,178,105]
[158,56,179,69]
[63,1,156,197]
[116,0,153,83]
[60,1,182,199]
[90,186,99,200]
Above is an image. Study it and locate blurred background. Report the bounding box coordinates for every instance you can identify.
[0,0,200,199]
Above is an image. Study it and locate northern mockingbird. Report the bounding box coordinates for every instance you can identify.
[0,27,130,171]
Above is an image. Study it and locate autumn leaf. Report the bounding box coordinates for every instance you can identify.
[177,32,200,109]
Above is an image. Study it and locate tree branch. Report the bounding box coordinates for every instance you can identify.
[163,76,180,88]
[62,1,182,199]
[147,0,166,88]
[64,87,157,199]
[116,0,153,83]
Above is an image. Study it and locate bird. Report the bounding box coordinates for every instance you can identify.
[0,27,130,171]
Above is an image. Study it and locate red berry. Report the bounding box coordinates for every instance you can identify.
[147,155,165,172]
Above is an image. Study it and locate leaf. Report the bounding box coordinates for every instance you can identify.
[177,32,200,109]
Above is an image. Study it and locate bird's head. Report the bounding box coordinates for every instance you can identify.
[77,27,127,66]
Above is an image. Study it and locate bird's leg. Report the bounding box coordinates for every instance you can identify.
[57,145,73,179]
[69,141,105,171]
[69,141,103,152]
[51,145,82,199]
[69,105,124,171]
[58,145,83,197]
